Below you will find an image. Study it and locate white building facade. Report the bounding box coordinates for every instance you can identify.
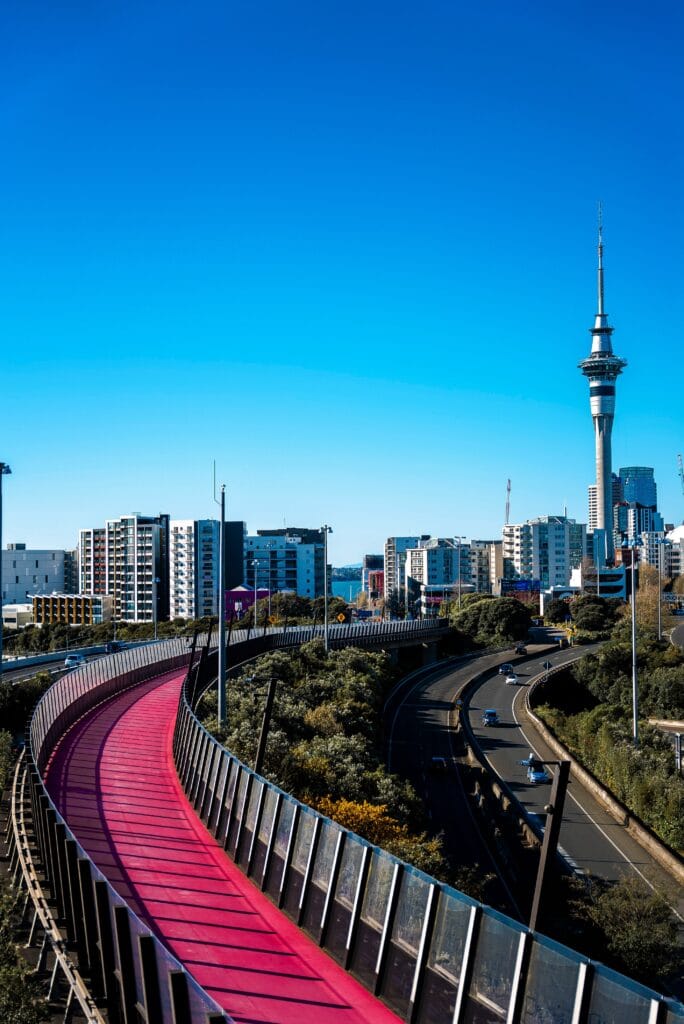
[503,516,587,589]
[169,519,219,620]
[2,544,68,605]
[78,514,169,623]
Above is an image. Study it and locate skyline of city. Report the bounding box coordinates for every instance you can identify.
[3,3,683,564]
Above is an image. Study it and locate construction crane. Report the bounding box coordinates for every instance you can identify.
[505,478,511,525]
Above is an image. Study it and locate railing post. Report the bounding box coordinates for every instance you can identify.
[373,861,403,996]
[113,905,139,1024]
[169,970,192,1024]
[77,858,104,996]
[139,934,163,1023]
[407,882,440,1023]
[94,880,121,1021]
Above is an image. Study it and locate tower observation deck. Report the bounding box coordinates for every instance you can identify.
[578,214,626,565]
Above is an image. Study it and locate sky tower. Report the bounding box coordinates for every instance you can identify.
[578,212,627,565]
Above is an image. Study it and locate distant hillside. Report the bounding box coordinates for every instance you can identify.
[332,565,362,580]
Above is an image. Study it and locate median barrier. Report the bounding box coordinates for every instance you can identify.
[525,670,684,887]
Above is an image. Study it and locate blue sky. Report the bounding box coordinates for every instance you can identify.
[2,1,683,564]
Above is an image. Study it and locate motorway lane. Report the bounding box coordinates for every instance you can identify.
[385,648,545,920]
[468,649,684,920]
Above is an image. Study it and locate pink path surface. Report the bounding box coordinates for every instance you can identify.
[44,670,401,1024]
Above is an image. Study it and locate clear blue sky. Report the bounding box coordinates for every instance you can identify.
[2,1,683,564]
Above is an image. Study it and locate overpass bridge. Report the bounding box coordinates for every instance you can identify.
[7,621,684,1023]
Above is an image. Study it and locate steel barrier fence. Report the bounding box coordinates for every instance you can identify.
[173,633,684,1024]
[17,624,684,1024]
[23,637,232,1024]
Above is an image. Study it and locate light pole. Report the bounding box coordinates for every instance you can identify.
[322,525,333,652]
[656,537,665,643]
[455,535,466,611]
[630,541,639,748]
[0,463,10,676]
[152,576,160,641]
[528,759,571,932]
[251,558,262,631]
[218,486,226,726]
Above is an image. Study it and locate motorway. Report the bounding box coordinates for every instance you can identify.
[386,640,684,924]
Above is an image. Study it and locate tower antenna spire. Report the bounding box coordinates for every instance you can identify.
[597,200,604,316]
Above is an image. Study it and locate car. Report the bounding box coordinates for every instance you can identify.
[498,662,514,675]
[520,753,548,784]
[514,643,527,655]
[64,654,86,669]
[526,763,549,785]
[429,756,449,773]
[481,709,499,726]
[105,641,122,653]
[505,672,518,685]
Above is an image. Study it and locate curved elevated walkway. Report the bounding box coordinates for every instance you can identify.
[44,669,399,1024]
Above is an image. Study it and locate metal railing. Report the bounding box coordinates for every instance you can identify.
[12,625,684,1024]
[174,630,684,1024]
[16,638,232,1024]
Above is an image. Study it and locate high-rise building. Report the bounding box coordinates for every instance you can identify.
[384,536,430,598]
[244,528,325,599]
[619,466,657,508]
[579,216,627,564]
[361,554,384,599]
[169,520,220,620]
[588,474,622,532]
[503,516,587,588]
[1,544,69,604]
[78,514,169,623]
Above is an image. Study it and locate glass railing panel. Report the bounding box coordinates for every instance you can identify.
[416,889,474,1024]
[462,910,523,1023]
[587,964,660,1024]
[208,751,230,835]
[265,796,296,899]
[302,819,341,939]
[282,807,317,919]
[237,778,263,869]
[381,869,431,1017]
[326,835,366,964]
[350,850,396,988]
[251,786,278,881]
[225,768,249,857]
[520,934,583,1024]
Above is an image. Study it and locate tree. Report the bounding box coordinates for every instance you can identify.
[544,597,572,624]
[578,877,682,984]
[454,597,532,645]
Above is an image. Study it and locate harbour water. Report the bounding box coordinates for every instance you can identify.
[331,580,362,602]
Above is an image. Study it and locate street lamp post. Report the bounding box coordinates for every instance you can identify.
[656,538,664,643]
[630,542,639,748]
[455,535,466,611]
[528,759,571,932]
[152,577,160,641]
[322,525,333,652]
[0,463,10,676]
[251,559,261,632]
[218,485,226,727]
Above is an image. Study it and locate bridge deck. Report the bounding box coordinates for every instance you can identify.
[44,669,400,1024]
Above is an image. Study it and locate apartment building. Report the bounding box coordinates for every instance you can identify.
[384,536,430,599]
[244,528,325,599]
[503,516,587,589]
[169,519,220,620]
[1,544,68,604]
[79,514,169,623]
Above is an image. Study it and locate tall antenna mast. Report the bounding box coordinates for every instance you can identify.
[505,478,511,525]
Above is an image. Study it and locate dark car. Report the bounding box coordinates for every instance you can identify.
[498,662,514,675]
[481,709,499,727]
[514,643,527,655]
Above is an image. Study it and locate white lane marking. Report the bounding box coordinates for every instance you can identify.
[510,683,684,922]
[387,657,524,918]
